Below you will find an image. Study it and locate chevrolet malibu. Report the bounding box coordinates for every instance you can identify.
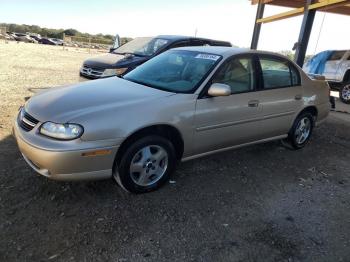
[14,47,330,193]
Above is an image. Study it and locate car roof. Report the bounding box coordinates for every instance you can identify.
[171,46,295,61]
[156,35,204,41]
[156,35,230,43]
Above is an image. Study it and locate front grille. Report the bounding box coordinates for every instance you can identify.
[18,109,39,132]
[80,65,104,78]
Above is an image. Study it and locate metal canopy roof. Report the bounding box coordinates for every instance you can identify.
[251,0,350,23]
[250,0,350,66]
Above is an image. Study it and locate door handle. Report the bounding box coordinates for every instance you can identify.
[248,100,259,107]
[295,94,302,100]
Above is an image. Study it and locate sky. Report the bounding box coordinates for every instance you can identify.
[0,0,349,54]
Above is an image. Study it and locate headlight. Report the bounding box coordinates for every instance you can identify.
[102,68,128,77]
[115,67,128,75]
[40,122,84,140]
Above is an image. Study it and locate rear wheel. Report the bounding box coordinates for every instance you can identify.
[113,135,177,193]
[340,83,350,104]
[283,112,314,150]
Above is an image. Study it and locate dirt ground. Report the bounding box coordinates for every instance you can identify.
[0,42,350,262]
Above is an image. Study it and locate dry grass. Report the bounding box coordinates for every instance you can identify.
[0,41,100,139]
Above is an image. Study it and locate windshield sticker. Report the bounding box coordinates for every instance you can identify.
[195,54,220,61]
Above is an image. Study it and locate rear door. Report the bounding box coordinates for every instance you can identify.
[256,55,303,138]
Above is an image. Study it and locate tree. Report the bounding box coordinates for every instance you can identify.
[63,29,78,36]
[279,50,295,60]
[0,23,131,43]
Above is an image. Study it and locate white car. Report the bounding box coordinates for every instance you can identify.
[304,50,350,104]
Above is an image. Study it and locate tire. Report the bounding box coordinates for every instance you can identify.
[340,83,350,104]
[283,112,314,150]
[113,135,177,193]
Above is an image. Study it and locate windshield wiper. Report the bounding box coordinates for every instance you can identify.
[132,53,148,57]
[120,52,135,56]
[113,51,147,57]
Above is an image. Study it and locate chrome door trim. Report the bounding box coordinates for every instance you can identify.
[262,110,295,120]
[196,116,262,132]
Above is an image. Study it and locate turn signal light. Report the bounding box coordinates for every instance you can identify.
[82,150,112,157]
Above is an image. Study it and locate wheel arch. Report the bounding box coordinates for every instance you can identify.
[114,124,184,167]
[342,69,350,83]
[296,106,318,124]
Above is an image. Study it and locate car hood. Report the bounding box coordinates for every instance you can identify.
[25,77,174,123]
[83,53,147,68]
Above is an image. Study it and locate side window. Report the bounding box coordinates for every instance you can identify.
[328,51,346,61]
[260,58,292,89]
[212,57,255,94]
[152,39,168,52]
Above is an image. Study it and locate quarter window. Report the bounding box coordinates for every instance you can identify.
[212,57,255,94]
[260,58,297,89]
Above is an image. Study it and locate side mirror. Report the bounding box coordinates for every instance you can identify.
[208,83,231,97]
[113,34,120,49]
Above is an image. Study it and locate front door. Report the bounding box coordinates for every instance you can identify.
[193,56,263,155]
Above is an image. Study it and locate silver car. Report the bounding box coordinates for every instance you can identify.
[13,47,330,193]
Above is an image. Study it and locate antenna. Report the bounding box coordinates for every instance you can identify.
[313,13,326,55]
[194,28,198,37]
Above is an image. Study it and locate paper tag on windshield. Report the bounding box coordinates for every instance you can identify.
[195,54,220,61]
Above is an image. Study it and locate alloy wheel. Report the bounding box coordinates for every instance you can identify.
[295,117,311,145]
[129,145,168,187]
[341,84,350,102]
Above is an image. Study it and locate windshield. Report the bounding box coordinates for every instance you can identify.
[113,37,169,56]
[124,50,222,93]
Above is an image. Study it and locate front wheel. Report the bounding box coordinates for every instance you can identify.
[113,135,177,193]
[340,83,350,104]
[283,112,314,150]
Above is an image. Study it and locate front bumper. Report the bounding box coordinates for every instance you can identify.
[13,119,120,181]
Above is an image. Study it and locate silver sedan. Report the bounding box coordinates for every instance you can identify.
[13,47,330,193]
